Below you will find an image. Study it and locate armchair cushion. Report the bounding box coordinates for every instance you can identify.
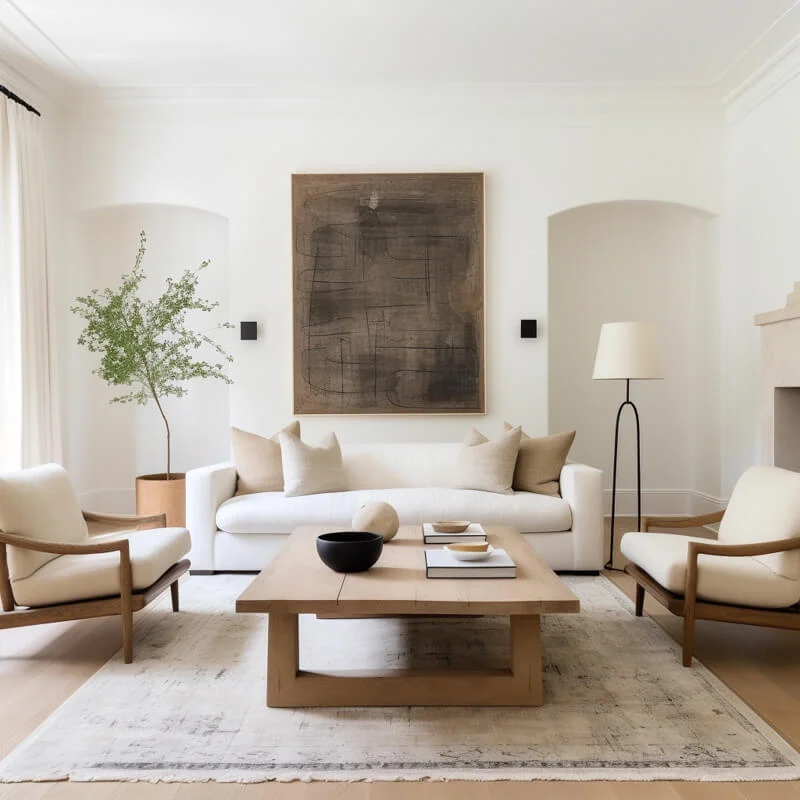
[719,466,800,580]
[0,464,89,582]
[11,527,190,608]
[621,531,800,609]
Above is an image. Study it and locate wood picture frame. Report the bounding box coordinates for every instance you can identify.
[292,172,485,414]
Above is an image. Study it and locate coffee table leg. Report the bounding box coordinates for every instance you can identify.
[265,612,544,707]
[510,614,543,705]
[267,612,299,707]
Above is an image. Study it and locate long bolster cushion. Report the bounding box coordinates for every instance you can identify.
[216,487,573,535]
[620,531,800,609]
[11,527,191,608]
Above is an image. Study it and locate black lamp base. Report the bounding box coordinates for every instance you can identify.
[607,378,641,571]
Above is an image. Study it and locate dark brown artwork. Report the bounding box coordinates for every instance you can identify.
[292,173,484,414]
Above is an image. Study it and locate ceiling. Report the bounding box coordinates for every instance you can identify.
[0,0,798,95]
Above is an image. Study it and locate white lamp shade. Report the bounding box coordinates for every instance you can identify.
[592,321,663,380]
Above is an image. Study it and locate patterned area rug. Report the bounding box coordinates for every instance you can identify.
[1,574,799,783]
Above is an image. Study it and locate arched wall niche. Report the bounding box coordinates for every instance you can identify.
[67,203,232,509]
[547,199,721,515]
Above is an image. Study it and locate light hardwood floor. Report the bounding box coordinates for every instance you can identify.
[1,519,799,799]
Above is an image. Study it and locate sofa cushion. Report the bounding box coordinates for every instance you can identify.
[216,487,572,534]
[279,431,347,497]
[503,423,575,497]
[453,426,521,494]
[232,421,300,495]
[0,463,89,582]
[719,465,800,580]
[620,531,800,609]
[11,527,191,608]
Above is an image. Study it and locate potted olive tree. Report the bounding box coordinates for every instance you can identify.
[72,231,232,525]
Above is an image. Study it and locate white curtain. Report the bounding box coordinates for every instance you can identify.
[0,94,61,472]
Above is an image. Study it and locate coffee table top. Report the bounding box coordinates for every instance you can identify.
[236,525,580,616]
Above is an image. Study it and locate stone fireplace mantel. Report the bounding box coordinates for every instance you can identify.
[755,282,800,471]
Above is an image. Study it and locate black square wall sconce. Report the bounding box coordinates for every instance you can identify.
[240,321,258,341]
[520,320,538,339]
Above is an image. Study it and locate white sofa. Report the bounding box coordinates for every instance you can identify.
[186,442,604,573]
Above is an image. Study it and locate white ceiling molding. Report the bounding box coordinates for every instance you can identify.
[717,1,800,103]
[0,0,87,83]
[723,36,800,123]
[0,0,798,112]
[66,82,721,125]
[0,0,90,108]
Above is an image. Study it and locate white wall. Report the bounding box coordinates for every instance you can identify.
[48,88,723,504]
[548,201,721,513]
[721,67,800,494]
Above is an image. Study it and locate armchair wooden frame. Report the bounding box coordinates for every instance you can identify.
[0,511,190,663]
[625,511,800,667]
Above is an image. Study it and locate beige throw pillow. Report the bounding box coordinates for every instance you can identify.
[503,422,576,496]
[232,421,300,495]
[279,431,347,497]
[454,426,522,494]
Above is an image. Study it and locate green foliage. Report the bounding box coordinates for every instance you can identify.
[71,231,233,475]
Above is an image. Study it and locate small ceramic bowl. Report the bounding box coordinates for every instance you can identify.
[445,544,495,562]
[431,520,471,534]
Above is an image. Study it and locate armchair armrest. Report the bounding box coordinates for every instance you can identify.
[0,529,131,556]
[642,510,724,532]
[683,535,800,637]
[688,536,800,560]
[83,510,167,532]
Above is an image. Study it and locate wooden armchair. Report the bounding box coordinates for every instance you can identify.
[621,466,800,667]
[0,464,191,663]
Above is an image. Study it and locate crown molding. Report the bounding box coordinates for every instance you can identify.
[0,1,91,111]
[716,2,800,121]
[722,34,800,123]
[64,81,721,124]
[0,0,793,122]
[0,1,87,83]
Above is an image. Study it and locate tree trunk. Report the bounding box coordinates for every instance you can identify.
[152,395,172,479]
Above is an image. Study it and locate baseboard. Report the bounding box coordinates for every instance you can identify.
[603,489,725,517]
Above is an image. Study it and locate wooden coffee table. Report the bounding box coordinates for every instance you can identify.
[236,524,579,707]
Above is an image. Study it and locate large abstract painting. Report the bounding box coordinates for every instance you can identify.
[293,173,484,414]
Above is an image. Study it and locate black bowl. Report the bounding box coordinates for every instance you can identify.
[316,531,383,573]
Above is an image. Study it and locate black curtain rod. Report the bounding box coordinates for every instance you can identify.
[0,84,41,117]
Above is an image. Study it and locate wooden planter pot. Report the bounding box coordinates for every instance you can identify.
[135,473,186,528]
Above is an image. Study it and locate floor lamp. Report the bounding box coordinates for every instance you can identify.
[592,322,663,570]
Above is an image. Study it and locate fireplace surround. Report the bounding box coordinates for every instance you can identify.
[755,282,800,469]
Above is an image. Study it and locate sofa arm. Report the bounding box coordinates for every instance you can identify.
[560,463,604,570]
[185,462,237,572]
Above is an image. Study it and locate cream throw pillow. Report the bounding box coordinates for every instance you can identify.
[454,426,522,494]
[503,422,576,496]
[279,431,347,497]
[232,421,300,495]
